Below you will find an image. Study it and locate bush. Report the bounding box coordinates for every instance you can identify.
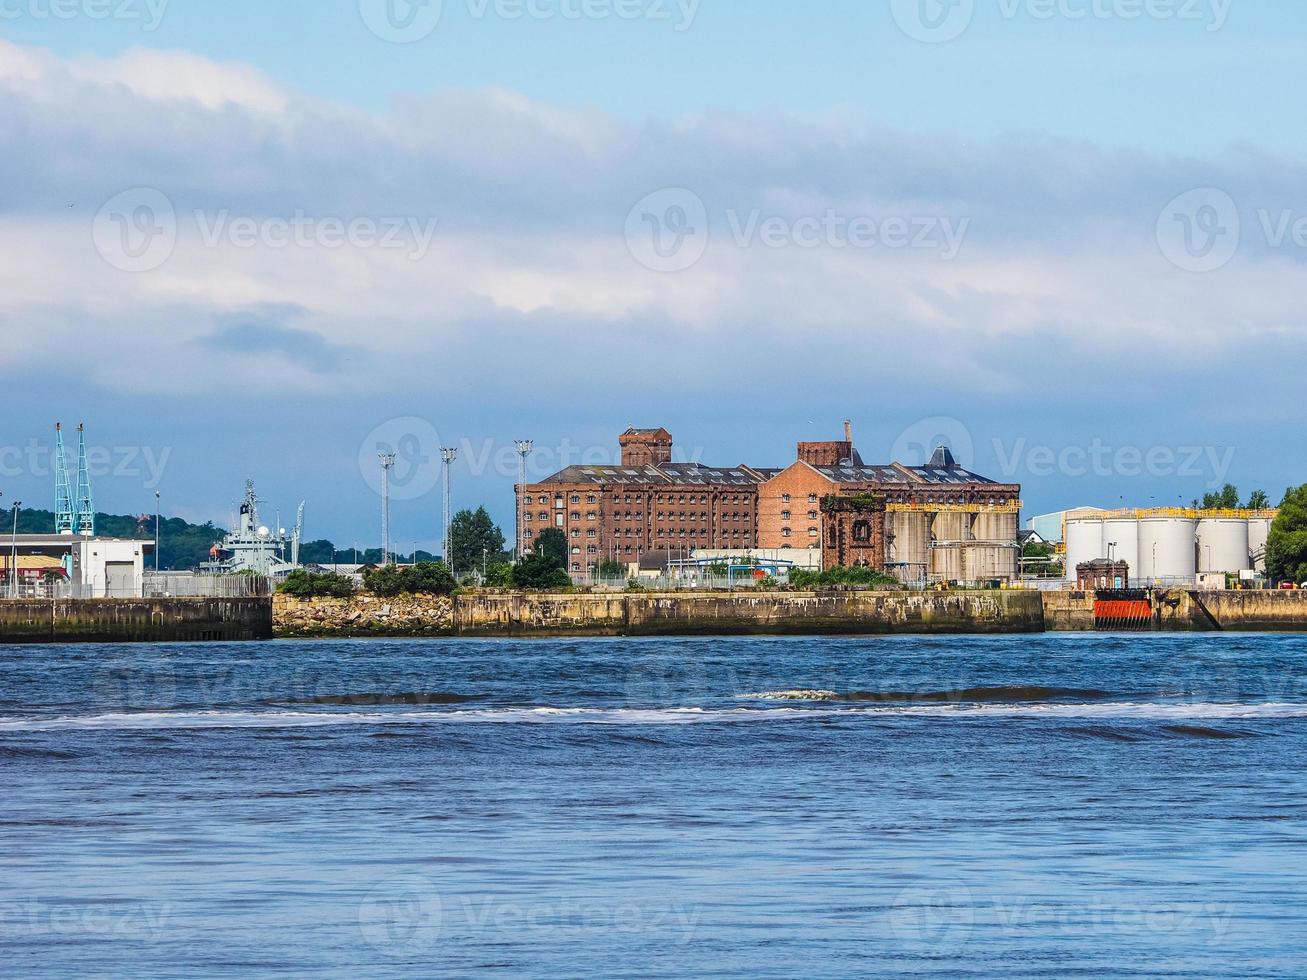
[364,562,457,597]
[790,566,901,589]
[484,563,514,587]
[277,570,356,599]
[511,552,573,590]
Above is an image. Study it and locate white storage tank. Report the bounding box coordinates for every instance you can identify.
[1102,519,1141,582]
[1138,517,1198,583]
[1197,518,1251,574]
[1064,518,1105,582]
[1248,518,1273,574]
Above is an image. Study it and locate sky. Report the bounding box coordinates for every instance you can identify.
[0,0,1304,549]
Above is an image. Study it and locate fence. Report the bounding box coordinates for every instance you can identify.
[143,573,271,598]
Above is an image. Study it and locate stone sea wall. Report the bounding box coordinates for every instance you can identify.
[273,594,454,638]
[274,590,1046,638]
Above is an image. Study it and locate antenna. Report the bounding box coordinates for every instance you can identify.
[54,423,75,535]
[75,424,94,536]
[379,454,396,566]
[292,502,305,567]
[441,448,458,570]
[515,440,533,560]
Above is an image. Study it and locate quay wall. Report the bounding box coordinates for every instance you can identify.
[275,590,1046,638]
[0,598,272,644]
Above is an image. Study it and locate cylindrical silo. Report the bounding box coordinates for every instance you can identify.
[1064,518,1105,582]
[888,511,929,584]
[930,512,965,583]
[969,511,1018,581]
[1138,517,1198,584]
[1102,518,1141,583]
[1197,518,1251,574]
[1248,518,1273,574]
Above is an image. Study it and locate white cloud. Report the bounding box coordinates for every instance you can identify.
[0,37,1304,411]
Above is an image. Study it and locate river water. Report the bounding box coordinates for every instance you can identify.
[3,634,1307,977]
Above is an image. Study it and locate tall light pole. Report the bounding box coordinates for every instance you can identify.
[379,453,397,567]
[10,501,21,599]
[154,490,161,573]
[515,440,533,561]
[441,448,458,572]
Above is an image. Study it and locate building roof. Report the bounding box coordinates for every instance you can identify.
[537,457,1009,489]
[5,535,153,548]
[812,463,1006,486]
[539,463,769,488]
[0,555,68,572]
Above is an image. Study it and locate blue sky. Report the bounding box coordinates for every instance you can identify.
[0,1,1303,548]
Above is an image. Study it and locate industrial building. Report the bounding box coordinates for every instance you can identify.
[519,425,1023,584]
[1,534,153,598]
[0,423,155,598]
[1063,509,1278,585]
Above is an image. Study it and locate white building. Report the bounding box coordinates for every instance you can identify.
[1,535,153,598]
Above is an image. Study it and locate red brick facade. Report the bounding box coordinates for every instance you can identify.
[518,428,1021,576]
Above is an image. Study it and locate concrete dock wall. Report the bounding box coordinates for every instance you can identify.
[1040,589,1307,632]
[1040,592,1096,632]
[275,590,1046,638]
[0,598,273,644]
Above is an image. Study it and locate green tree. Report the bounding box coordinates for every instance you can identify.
[1266,486,1307,584]
[533,527,568,567]
[448,506,506,574]
[594,558,627,578]
[1246,489,1271,510]
[484,563,514,587]
[277,570,357,599]
[1201,484,1241,510]
[364,562,457,597]
[511,552,573,590]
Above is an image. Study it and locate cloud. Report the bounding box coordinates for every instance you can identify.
[200,313,359,375]
[0,36,1304,421]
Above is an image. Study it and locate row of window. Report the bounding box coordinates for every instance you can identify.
[780,528,821,538]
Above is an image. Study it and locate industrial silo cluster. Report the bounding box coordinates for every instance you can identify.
[1064,511,1276,585]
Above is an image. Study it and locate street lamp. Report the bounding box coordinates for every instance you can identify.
[154,490,161,573]
[10,501,22,599]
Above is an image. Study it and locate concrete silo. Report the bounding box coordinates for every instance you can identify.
[929,512,966,583]
[887,510,929,584]
[1138,517,1198,584]
[1248,518,1273,574]
[969,511,1018,581]
[1064,518,1105,583]
[1197,518,1251,574]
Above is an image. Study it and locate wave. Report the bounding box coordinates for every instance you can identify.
[273,692,480,707]
[742,686,1115,703]
[2,702,1307,732]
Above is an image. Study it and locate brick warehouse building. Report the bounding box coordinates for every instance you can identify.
[518,426,1022,582]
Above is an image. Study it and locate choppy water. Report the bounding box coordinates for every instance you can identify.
[3,634,1307,978]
